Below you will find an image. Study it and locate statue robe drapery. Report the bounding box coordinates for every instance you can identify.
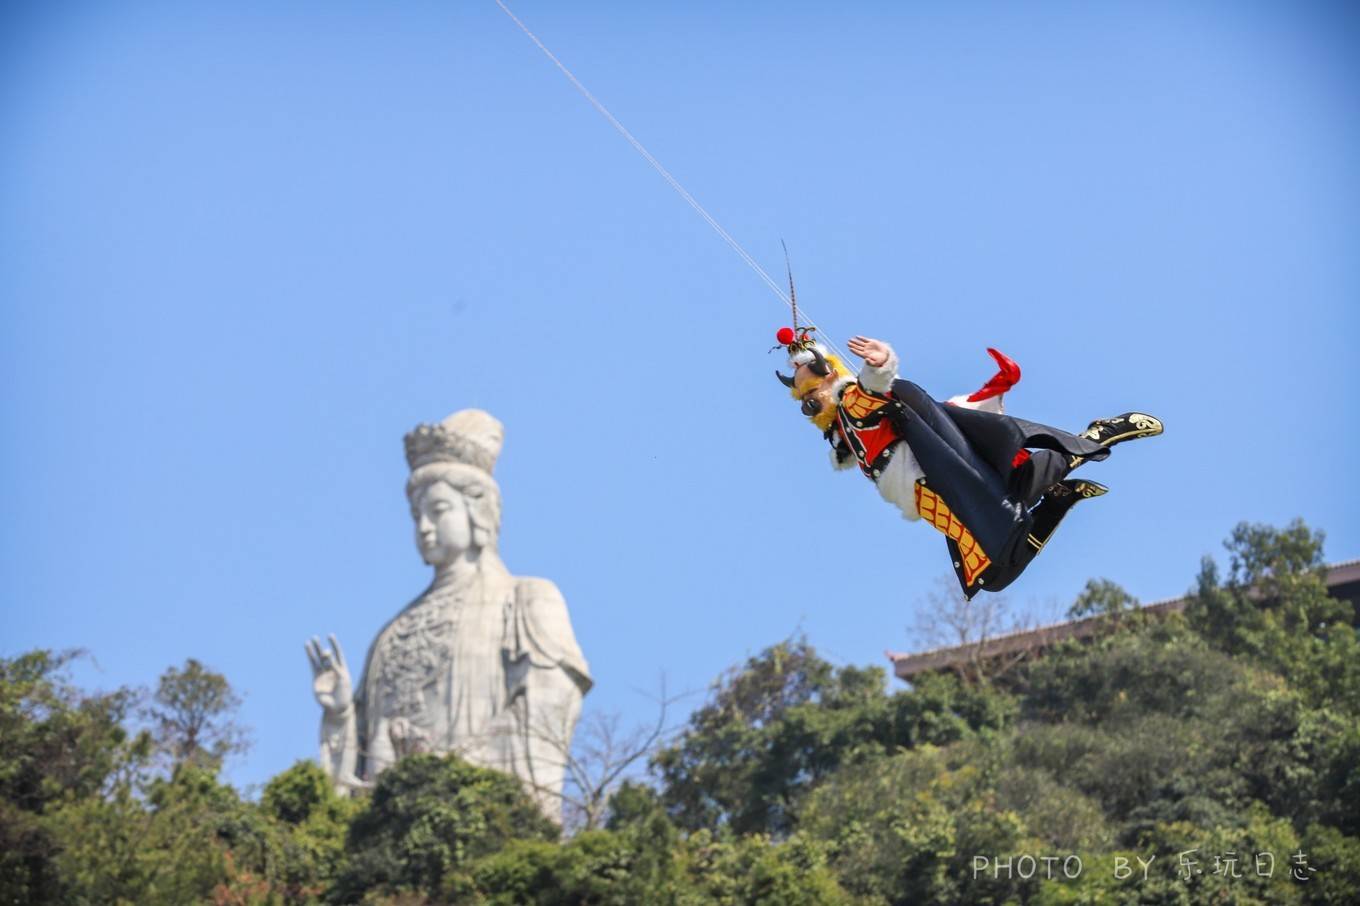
[352,555,592,821]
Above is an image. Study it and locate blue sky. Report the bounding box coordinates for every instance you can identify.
[3,0,1358,792]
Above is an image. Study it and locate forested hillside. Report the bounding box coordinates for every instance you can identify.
[4,520,1357,905]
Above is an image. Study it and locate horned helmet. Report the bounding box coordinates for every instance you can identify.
[774,328,850,431]
[771,248,850,429]
[770,245,850,430]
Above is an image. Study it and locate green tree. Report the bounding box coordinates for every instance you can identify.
[0,650,149,906]
[1300,823,1360,906]
[2,650,333,905]
[467,825,860,906]
[45,763,239,905]
[145,658,251,770]
[467,824,678,905]
[261,760,362,898]
[799,739,1047,905]
[1186,519,1360,712]
[1013,616,1357,841]
[8,518,1358,905]
[888,670,1016,748]
[654,636,1014,839]
[653,637,881,836]
[1066,577,1139,619]
[671,830,860,906]
[331,753,557,903]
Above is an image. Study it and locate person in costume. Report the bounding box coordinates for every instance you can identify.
[774,327,1162,597]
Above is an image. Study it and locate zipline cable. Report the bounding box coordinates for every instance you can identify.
[493,0,852,367]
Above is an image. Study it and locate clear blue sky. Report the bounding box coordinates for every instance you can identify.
[3,0,1358,792]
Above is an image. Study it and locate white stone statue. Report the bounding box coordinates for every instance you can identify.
[305,409,592,821]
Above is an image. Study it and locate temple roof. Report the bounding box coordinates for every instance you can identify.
[886,558,1360,681]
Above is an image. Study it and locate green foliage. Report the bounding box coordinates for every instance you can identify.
[671,830,859,906]
[1066,577,1139,619]
[603,779,669,831]
[1186,519,1360,712]
[261,760,362,898]
[5,519,1358,904]
[798,743,975,904]
[0,651,343,905]
[46,764,241,905]
[652,637,1015,838]
[1300,823,1360,905]
[652,637,846,835]
[146,658,251,771]
[1020,618,1229,724]
[1014,619,1360,844]
[263,760,357,831]
[0,650,141,811]
[1126,808,1306,905]
[890,670,1017,748]
[331,753,557,902]
[466,824,859,905]
[0,650,149,906]
[468,827,672,905]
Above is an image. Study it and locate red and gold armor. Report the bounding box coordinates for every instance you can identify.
[834,383,903,479]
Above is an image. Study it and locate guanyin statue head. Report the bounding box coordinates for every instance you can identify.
[402,409,504,568]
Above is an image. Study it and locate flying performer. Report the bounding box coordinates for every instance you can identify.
[774,326,1162,597]
[491,1,1164,597]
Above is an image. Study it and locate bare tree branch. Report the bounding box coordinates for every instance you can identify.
[516,674,691,833]
[911,575,1035,684]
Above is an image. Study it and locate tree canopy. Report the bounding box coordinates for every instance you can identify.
[3,519,1357,904]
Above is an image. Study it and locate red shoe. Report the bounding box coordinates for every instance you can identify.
[966,348,1022,402]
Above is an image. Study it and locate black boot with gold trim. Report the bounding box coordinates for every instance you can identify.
[1024,478,1108,555]
[953,478,1110,598]
[1080,412,1164,449]
[1069,413,1162,469]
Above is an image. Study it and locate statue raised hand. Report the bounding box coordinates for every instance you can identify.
[305,634,360,790]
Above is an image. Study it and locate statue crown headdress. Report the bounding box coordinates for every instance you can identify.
[404,409,505,475]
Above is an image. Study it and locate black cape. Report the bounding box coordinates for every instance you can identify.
[885,379,1108,596]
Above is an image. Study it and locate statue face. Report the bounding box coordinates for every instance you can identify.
[411,480,473,566]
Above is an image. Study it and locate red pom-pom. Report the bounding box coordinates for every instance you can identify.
[776,326,796,345]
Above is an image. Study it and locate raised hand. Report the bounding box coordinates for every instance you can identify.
[847,335,891,368]
[306,634,353,716]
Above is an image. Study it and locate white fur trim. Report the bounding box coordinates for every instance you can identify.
[857,343,900,394]
[790,342,843,371]
[873,441,923,520]
[947,392,1005,414]
[830,444,857,471]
